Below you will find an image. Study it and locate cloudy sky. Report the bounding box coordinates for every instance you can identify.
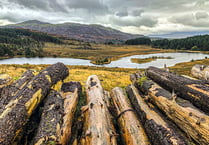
[0,0,209,35]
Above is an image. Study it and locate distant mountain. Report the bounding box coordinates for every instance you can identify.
[3,20,142,43]
[149,31,209,39]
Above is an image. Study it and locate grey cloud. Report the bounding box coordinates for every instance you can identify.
[66,0,109,14]
[195,12,209,20]
[8,0,49,10]
[116,11,128,17]
[170,13,209,27]
[131,9,144,17]
[109,16,157,27]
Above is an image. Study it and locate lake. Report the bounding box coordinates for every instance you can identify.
[0,52,208,68]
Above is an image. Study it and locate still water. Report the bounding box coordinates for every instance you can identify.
[0,52,208,68]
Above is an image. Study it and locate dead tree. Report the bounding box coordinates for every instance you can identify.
[33,90,64,144]
[136,76,209,145]
[80,75,117,145]
[111,87,150,145]
[0,62,69,145]
[60,81,82,145]
[0,70,35,114]
[146,66,209,113]
[126,84,189,145]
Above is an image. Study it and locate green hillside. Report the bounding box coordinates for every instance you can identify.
[0,28,62,57]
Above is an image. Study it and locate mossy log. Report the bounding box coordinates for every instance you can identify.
[0,62,69,145]
[60,81,82,145]
[33,90,64,145]
[126,84,189,145]
[80,75,117,145]
[146,66,209,113]
[137,76,209,145]
[33,82,81,145]
[111,87,150,145]
[191,64,209,80]
[0,70,35,114]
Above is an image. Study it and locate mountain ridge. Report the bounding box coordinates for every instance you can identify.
[3,20,142,43]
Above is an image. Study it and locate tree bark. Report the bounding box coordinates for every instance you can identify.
[137,76,209,145]
[111,87,150,145]
[126,84,189,145]
[0,62,69,145]
[0,70,35,114]
[60,81,82,145]
[33,90,64,145]
[80,75,117,145]
[146,66,209,113]
[191,64,209,80]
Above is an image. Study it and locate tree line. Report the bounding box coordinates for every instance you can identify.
[125,35,209,51]
[0,28,63,57]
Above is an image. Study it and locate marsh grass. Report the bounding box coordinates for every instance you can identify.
[131,56,173,64]
[43,42,172,62]
[169,58,209,76]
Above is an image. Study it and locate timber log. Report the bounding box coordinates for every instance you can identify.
[146,66,209,113]
[0,62,69,145]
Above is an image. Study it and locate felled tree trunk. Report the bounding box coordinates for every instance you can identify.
[126,84,189,145]
[33,90,64,145]
[0,62,69,145]
[191,64,209,80]
[146,66,209,113]
[60,81,82,145]
[111,87,150,145]
[0,70,35,114]
[80,75,117,145]
[137,77,209,145]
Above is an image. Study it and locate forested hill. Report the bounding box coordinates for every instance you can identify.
[4,20,142,43]
[151,35,209,51]
[0,28,62,57]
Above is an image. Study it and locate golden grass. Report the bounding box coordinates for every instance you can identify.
[169,58,209,76]
[131,58,155,64]
[0,64,138,91]
[131,56,173,64]
[43,43,173,61]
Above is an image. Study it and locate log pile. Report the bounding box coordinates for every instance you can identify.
[0,63,209,145]
[126,85,189,145]
[0,62,69,145]
[146,66,209,113]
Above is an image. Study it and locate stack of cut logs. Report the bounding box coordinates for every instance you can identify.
[0,63,209,145]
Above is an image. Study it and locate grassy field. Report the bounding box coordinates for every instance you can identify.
[0,64,138,91]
